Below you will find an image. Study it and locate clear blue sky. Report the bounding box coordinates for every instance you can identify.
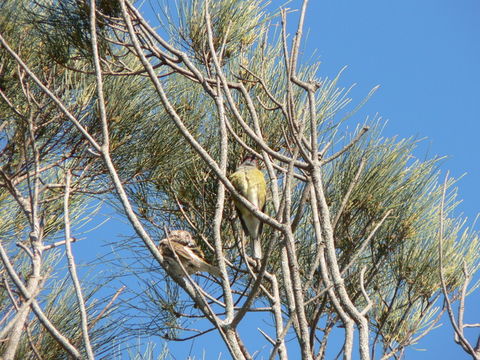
[76,1,480,358]
[306,0,480,216]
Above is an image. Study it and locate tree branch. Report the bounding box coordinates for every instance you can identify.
[63,169,94,359]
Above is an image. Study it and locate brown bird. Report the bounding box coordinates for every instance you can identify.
[158,230,221,277]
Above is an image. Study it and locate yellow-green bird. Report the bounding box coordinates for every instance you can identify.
[229,155,267,259]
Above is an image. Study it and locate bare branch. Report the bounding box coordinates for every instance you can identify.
[41,237,80,251]
[0,34,102,153]
[90,286,126,328]
[321,126,369,165]
[341,209,392,276]
[438,172,479,358]
[0,242,82,358]
[290,0,309,74]
[205,6,236,323]
[63,169,94,359]
[332,157,366,229]
[359,267,372,315]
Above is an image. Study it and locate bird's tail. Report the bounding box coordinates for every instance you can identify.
[204,263,222,277]
[251,237,262,260]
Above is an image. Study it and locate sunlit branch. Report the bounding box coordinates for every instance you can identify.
[63,169,94,359]
[438,172,479,358]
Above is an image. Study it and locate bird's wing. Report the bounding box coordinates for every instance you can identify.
[185,246,221,276]
[258,202,266,238]
[229,170,250,218]
[160,240,195,262]
[190,245,206,259]
[235,205,250,235]
[249,168,267,208]
[175,244,206,266]
[230,167,267,235]
[229,170,249,195]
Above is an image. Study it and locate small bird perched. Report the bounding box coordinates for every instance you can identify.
[158,230,221,277]
[229,154,267,259]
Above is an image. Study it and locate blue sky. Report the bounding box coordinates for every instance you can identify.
[74,1,480,358]
[306,0,480,216]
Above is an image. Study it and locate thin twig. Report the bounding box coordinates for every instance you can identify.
[205,8,236,323]
[438,172,478,358]
[359,267,372,315]
[41,237,80,251]
[16,242,34,259]
[64,169,94,360]
[90,286,126,328]
[310,185,354,360]
[332,157,366,229]
[269,318,294,360]
[321,126,369,165]
[258,328,275,345]
[341,209,392,276]
[0,34,102,152]
[25,321,43,360]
